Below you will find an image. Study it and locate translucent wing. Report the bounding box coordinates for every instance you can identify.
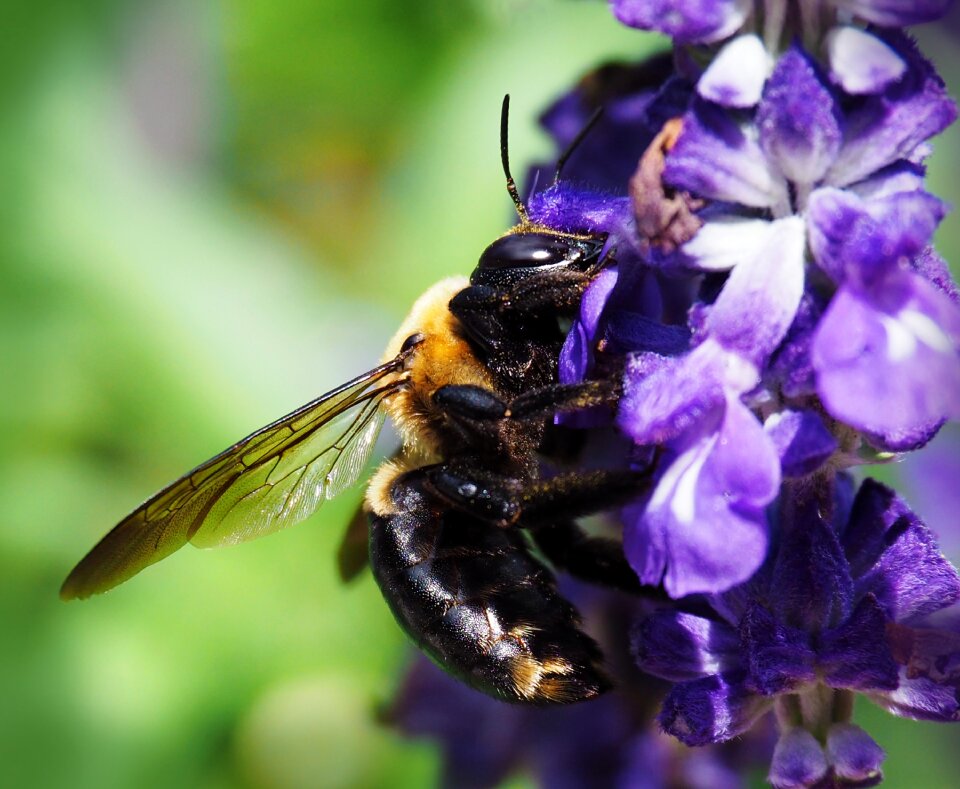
[61,360,402,600]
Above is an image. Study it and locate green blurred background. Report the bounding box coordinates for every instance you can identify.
[1,2,957,787]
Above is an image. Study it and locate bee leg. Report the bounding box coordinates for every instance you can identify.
[530,520,662,597]
[447,273,588,357]
[446,285,511,354]
[431,385,507,420]
[449,271,591,335]
[517,468,652,523]
[420,463,523,525]
[531,521,716,614]
[422,466,667,599]
[506,268,593,313]
[423,465,651,529]
[507,379,620,419]
[431,379,617,424]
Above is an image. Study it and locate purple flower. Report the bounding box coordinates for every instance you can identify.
[385,3,960,784]
[619,341,779,596]
[832,0,953,27]
[526,15,959,606]
[659,37,960,451]
[811,269,960,449]
[632,478,960,778]
[611,0,953,47]
[611,0,751,44]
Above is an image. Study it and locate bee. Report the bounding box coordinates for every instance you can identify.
[61,96,654,704]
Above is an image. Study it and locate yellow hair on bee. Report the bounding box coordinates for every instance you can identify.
[380,277,494,458]
[364,457,411,518]
[508,652,583,703]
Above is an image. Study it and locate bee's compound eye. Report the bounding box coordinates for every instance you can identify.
[477,232,579,270]
[400,333,424,354]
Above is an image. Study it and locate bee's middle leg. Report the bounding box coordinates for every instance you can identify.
[421,464,659,596]
[423,464,652,528]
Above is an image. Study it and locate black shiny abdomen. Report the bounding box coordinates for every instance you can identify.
[369,471,608,703]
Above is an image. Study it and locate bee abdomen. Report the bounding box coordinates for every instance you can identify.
[368,483,610,704]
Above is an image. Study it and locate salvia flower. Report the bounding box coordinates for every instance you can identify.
[632,477,960,785]
[394,1,960,785]
[554,3,960,598]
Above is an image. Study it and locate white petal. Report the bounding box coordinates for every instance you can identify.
[825,26,906,95]
[698,34,772,108]
[681,216,773,271]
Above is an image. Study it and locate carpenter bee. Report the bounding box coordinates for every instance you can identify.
[61,96,654,704]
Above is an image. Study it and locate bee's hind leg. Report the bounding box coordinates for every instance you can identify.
[530,520,666,598]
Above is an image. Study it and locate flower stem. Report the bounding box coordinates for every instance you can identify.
[763,0,787,54]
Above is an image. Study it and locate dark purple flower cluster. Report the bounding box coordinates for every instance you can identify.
[390,1,960,786]
[634,477,960,784]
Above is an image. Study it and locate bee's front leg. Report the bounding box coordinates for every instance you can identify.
[431,378,618,424]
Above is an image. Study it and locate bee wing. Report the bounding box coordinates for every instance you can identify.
[60,360,401,600]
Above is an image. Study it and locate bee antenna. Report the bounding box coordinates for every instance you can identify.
[500,94,530,225]
[553,106,604,185]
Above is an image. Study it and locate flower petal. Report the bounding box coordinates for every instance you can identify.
[868,673,960,722]
[680,215,774,272]
[559,267,618,384]
[806,187,946,286]
[768,729,828,789]
[618,340,754,445]
[912,246,960,303]
[885,617,960,695]
[528,182,634,236]
[825,26,906,96]
[764,409,838,478]
[623,392,777,597]
[632,610,741,681]
[705,216,806,364]
[768,293,825,398]
[740,603,816,695]
[846,160,925,202]
[811,272,960,449]
[825,724,885,785]
[758,47,842,185]
[772,498,855,630]
[833,0,953,27]
[843,479,960,622]
[698,34,771,108]
[819,595,900,691]
[827,34,957,186]
[658,671,771,746]
[611,0,751,44]
[666,99,788,208]
[603,312,692,357]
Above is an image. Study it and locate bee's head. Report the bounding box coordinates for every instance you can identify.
[475,95,608,288]
[470,228,607,288]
